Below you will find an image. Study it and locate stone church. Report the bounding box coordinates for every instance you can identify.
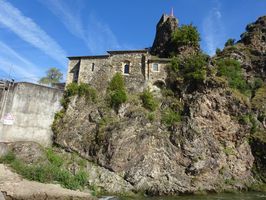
[66,13,179,93]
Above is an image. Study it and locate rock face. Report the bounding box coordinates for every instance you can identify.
[240,16,266,54]
[53,15,266,195]
[54,86,256,195]
[150,14,178,57]
[218,16,266,80]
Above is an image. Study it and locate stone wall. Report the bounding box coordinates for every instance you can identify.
[67,52,171,94]
[68,53,149,94]
[0,82,63,146]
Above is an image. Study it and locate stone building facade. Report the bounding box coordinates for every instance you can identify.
[66,14,177,93]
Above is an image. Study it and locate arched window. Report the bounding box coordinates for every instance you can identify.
[123,61,130,74]
[91,63,95,71]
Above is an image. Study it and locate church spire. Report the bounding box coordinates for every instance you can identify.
[170,7,174,17]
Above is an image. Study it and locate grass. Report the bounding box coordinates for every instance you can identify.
[161,108,181,127]
[0,150,89,190]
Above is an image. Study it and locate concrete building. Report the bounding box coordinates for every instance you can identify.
[0,82,63,146]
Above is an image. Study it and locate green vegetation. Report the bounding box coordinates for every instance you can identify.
[252,84,266,114]
[140,89,158,111]
[38,67,63,86]
[182,54,207,84]
[238,114,251,125]
[108,73,127,110]
[172,24,200,47]
[168,54,208,88]
[61,82,97,109]
[161,108,181,127]
[147,112,155,121]
[0,150,88,190]
[216,59,250,95]
[52,82,97,134]
[225,38,236,47]
[216,48,222,55]
[223,147,236,156]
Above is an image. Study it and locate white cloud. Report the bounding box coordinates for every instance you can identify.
[40,0,121,54]
[0,41,42,81]
[0,0,67,66]
[202,1,225,55]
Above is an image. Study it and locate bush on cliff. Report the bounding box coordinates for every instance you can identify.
[252,84,266,115]
[168,54,207,89]
[108,73,127,110]
[182,53,207,84]
[172,24,200,47]
[140,89,158,111]
[161,108,181,127]
[61,82,97,109]
[225,38,236,47]
[216,58,250,95]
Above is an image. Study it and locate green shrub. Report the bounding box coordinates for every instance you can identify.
[216,58,250,95]
[252,84,266,114]
[62,83,97,108]
[168,54,207,88]
[140,89,158,111]
[54,110,65,121]
[170,57,180,73]
[172,24,200,47]
[147,112,155,121]
[183,54,207,84]
[225,38,235,47]
[238,114,250,125]
[108,73,127,110]
[162,108,181,126]
[216,48,222,55]
[252,78,264,90]
[108,73,125,91]
[110,90,127,109]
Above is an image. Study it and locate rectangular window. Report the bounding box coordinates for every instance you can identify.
[152,63,159,72]
[124,64,130,74]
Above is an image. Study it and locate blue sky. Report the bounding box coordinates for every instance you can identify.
[0,0,265,82]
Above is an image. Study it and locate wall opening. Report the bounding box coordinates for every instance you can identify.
[91,63,95,71]
[152,63,159,72]
[123,61,130,74]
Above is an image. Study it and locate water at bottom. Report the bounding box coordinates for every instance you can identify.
[99,192,266,200]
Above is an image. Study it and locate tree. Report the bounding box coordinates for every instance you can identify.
[38,67,63,86]
[225,38,235,47]
[172,24,200,47]
[108,73,127,110]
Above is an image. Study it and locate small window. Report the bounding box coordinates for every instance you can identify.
[152,63,159,72]
[124,64,130,74]
[91,63,95,71]
[73,68,79,83]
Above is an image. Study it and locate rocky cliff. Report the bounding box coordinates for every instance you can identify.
[52,16,266,196]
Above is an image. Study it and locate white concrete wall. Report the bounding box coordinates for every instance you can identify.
[0,82,63,146]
